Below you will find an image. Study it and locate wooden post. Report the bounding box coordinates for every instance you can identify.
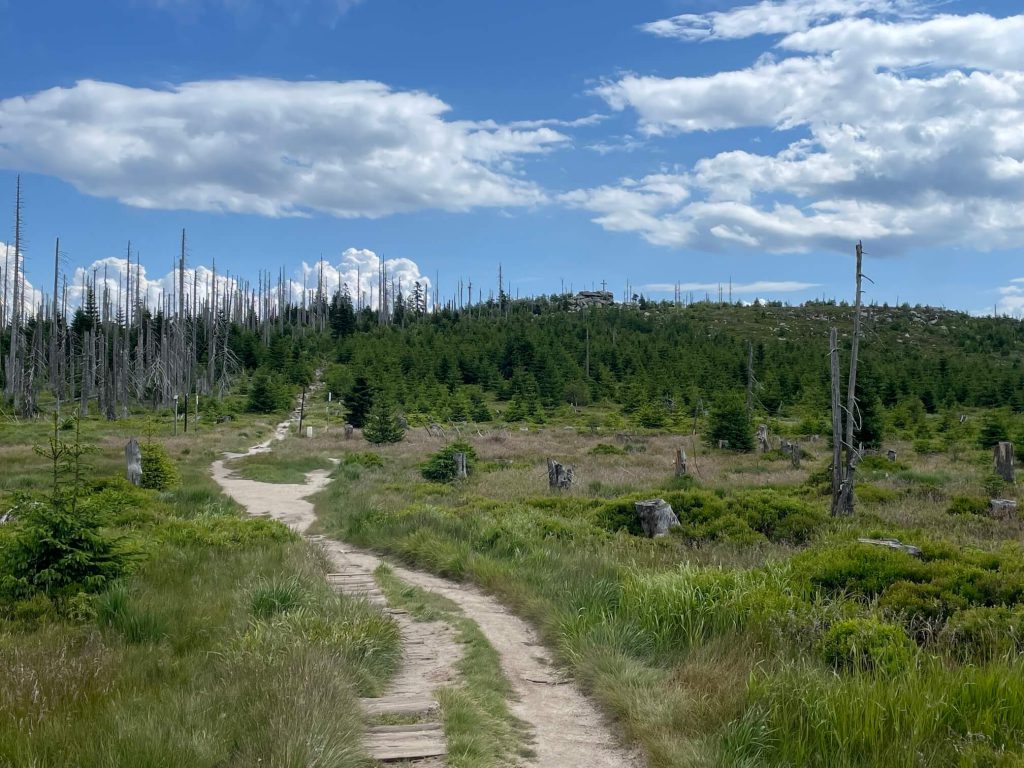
[344,423,354,439]
[298,385,306,435]
[454,452,468,480]
[995,442,1015,484]
[125,438,142,486]
[674,447,688,477]
[173,394,179,436]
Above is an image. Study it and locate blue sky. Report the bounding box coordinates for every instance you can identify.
[0,0,1022,314]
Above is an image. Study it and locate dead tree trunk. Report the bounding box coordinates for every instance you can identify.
[995,442,1015,484]
[831,242,866,516]
[674,447,688,476]
[547,458,574,490]
[125,438,142,486]
[453,452,468,480]
[634,498,680,538]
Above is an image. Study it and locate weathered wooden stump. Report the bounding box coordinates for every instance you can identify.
[989,499,1019,521]
[857,537,923,558]
[634,499,680,538]
[757,424,770,453]
[343,423,354,439]
[782,439,801,469]
[674,447,688,477]
[454,452,468,480]
[125,438,142,487]
[305,426,314,439]
[887,449,898,462]
[995,442,1015,484]
[547,458,574,490]
[717,439,730,450]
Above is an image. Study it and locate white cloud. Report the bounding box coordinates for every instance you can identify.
[0,242,44,320]
[58,247,426,315]
[641,0,921,42]
[0,79,568,219]
[995,283,1024,318]
[574,6,1024,254]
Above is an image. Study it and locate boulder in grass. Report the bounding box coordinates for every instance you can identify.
[634,498,680,538]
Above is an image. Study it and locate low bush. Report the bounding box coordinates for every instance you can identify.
[155,516,295,548]
[590,443,626,456]
[821,618,915,674]
[140,443,179,490]
[421,441,478,483]
[343,452,384,469]
[948,495,990,516]
[939,605,1024,662]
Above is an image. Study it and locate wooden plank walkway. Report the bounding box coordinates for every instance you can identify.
[308,535,458,764]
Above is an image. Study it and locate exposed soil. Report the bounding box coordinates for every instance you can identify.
[211,416,641,768]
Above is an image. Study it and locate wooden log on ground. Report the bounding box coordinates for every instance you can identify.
[857,537,923,558]
[634,498,681,538]
[995,442,1015,484]
[547,458,574,490]
[125,438,142,487]
[989,499,1018,521]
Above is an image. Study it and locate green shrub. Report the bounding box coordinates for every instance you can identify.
[912,438,942,455]
[421,441,479,483]
[590,443,626,456]
[948,496,990,516]
[727,490,825,544]
[795,542,927,598]
[246,370,292,414]
[939,606,1024,662]
[140,443,179,490]
[877,580,951,623]
[821,618,915,674]
[155,516,295,547]
[707,393,754,451]
[857,484,900,505]
[0,494,127,604]
[363,398,405,444]
[343,452,384,469]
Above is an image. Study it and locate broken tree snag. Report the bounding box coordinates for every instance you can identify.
[994,442,1015,484]
[674,447,688,477]
[757,424,770,453]
[344,423,354,439]
[453,452,468,480]
[887,449,898,462]
[634,499,681,538]
[989,499,1019,521]
[547,458,574,490]
[857,537,923,558]
[125,438,142,487]
[781,439,802,469]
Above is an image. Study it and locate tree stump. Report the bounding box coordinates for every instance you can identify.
[125,438,142,487]
[634,499,680,538]
[789,439,801,469]
[674,447,688,477]
[454,452,468,480]
[547,458,574,490]
[305,426,314,438]
[887,449,898,462]
[995,442,1015,483]
[717,439,730,450]
[989,499,1018,521]
[344,423,354,439]
[757,424,770,453]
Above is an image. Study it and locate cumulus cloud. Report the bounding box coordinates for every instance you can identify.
[641,0,922,41]
[58,247,428,316]
[0,79,568,218]
[0,242,44,320]
[996,281,1024,318]
[574,4,1024,254]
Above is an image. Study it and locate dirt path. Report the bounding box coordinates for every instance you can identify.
[211,417,641,768]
